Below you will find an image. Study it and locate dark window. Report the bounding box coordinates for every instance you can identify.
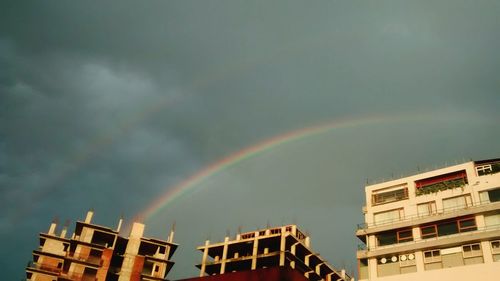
[420,216,476,239]
[458,217,477,232]
[489,189,500,202]
[437,221,459,236]
[377,231,397,246]
[421,225,437,239]
[397,229,413,243]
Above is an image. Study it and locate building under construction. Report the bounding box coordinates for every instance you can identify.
[26,216,352,281]
[25,211,177,281]
[192,225,352,281]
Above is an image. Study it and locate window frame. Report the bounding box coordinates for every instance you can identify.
[420,225,438,239]
[462,243,482,258]
[397,229,413,243]
[371,187,409,206]
[458,217,477,232]
[417,201,437,217]
[491,240,500,254]
[423,250,441,263]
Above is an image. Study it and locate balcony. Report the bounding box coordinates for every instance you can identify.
[357,223,500,259]
[356,199,500,235]
[415,170,467,196]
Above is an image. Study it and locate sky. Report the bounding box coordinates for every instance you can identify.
[1,1,499,280]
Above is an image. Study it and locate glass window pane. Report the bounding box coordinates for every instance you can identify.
[437,221,458,236]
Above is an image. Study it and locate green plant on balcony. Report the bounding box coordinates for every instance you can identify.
[416,178,467,196]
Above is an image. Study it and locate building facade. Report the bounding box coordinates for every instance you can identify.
[196,225,352,281]
[356,158,500,280]
[26,211,177,281]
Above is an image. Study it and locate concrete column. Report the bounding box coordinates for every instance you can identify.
[200,240,210,277]
[414,251,425,272]
[368,258,377,279]
[412,226,421,240]
[118,223,144,281]
[305,254,313,266]
[84,211,94,223]
[305,236,311,248]
[116,218,123,233]
[481,241,494,263]
[315,263,323,275]
[368,235,377,250]
[290,242,298,269]
[48,222,57,235]
[220,237,229,274]
[476,214,486,228]
[279,229,286,266]
[60,227,67,238]
[251,235,259,269]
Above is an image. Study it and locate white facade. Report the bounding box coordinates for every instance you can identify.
[356,159,500,281]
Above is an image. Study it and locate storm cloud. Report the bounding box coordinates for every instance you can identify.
[1,1,499,279]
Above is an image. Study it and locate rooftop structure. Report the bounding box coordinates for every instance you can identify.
[356,158,500,280]
[26,211,177,281]
[196,225,352,281]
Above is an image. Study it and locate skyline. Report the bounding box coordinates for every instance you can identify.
[1,1,500,280]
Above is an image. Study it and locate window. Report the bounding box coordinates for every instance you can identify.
[372,186,409,205]
[485,213,500,227]
[377,231,397,246]
[421,225,438,239]
[458,217,477,232]
[374,209,404,225]
[423,250,441,263]
[479,188,500,203]
[377,228,413,246]
[491,241,500,254]
[476,161,500,176]
[420,216,477,239]
[397,229,413,243]
[417,201,437,217]
[476,165,493,176]
[442,194,472,211]
[462,243,482,258]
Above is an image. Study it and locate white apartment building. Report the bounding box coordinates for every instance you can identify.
[356,158,500,281]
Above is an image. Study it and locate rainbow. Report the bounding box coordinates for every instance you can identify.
[135,114,398,223]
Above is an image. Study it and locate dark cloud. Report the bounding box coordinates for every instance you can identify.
[1,1,499,280]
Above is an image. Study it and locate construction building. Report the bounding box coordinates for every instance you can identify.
[356,158,500,280]
[193,224,352,281]
[25,211,177,281]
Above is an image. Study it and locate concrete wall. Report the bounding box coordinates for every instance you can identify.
[364,262,499,281]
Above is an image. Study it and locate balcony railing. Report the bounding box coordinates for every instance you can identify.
[358,223,500,252]
[357,199,499,230]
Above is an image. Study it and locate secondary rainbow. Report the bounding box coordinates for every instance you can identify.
[135,115,395,222]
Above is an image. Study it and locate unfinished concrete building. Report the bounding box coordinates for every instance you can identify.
[195,225,352,281]
[26,211,177,281]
